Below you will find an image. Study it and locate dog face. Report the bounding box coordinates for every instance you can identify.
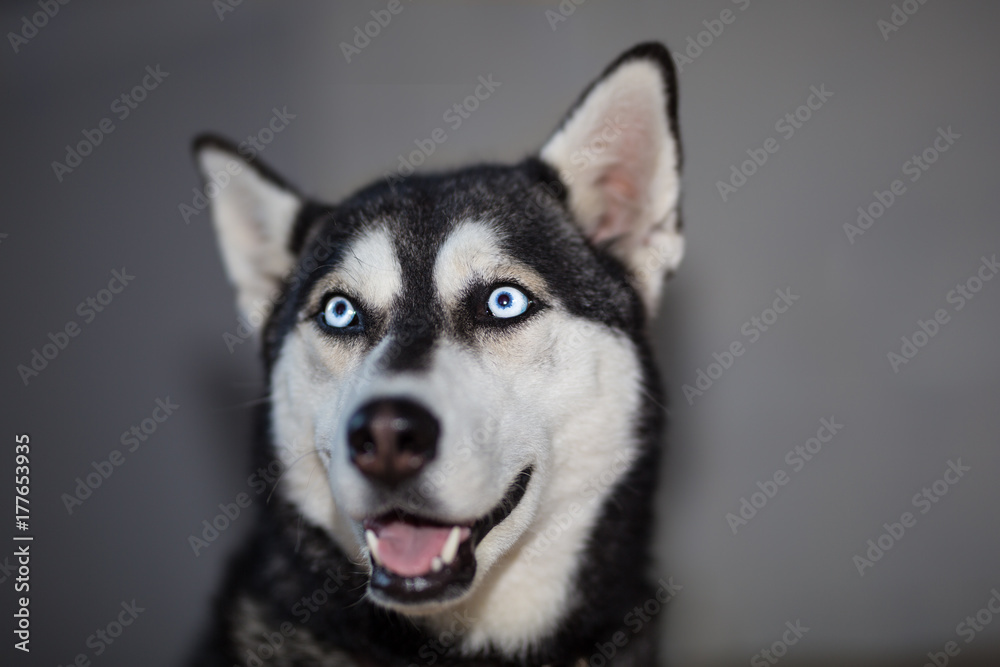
[196,43,681,654]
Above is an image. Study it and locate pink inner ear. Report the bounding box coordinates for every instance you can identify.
[590,168,642,245]
[586,101,660,245]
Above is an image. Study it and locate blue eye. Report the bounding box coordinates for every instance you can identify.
[487,286,530,319]
[322,296,358,328]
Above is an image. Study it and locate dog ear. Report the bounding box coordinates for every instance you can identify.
[193,136,303,325]
[540,42,683,312]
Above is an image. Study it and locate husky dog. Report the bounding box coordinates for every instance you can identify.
[192,42,683,666]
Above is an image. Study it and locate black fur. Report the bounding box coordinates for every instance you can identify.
[192,42,680,666]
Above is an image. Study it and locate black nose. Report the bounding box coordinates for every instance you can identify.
[346,398,439,486]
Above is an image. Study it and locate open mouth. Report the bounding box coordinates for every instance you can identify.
[363,467,533,605]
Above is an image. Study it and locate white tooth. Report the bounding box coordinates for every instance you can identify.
[441,526,461,565]
[431,556,443,572]
[365,530,382,566]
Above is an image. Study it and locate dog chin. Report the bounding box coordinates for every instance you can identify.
[359,467,533,611]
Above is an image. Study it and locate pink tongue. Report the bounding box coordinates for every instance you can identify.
[375,521,452,577]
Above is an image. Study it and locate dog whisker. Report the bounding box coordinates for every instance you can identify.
[266,447,323,504]
[212,394,273,412]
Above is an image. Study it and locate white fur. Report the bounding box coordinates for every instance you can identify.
[270,221,645,657]
[433,221,552,306]
[423,322,643,656]
[541,59,683,312]
[197,147,302,322]
[323,226,403,310]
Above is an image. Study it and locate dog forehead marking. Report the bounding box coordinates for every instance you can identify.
[318,225,402,308]
[433,221,505,302]
[433,220,547,304]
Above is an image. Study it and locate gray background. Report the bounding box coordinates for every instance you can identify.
[1,1,998,665]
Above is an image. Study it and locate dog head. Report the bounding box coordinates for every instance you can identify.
[195,42,681,653]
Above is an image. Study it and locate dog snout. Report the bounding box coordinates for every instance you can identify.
[346,398,439,486]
